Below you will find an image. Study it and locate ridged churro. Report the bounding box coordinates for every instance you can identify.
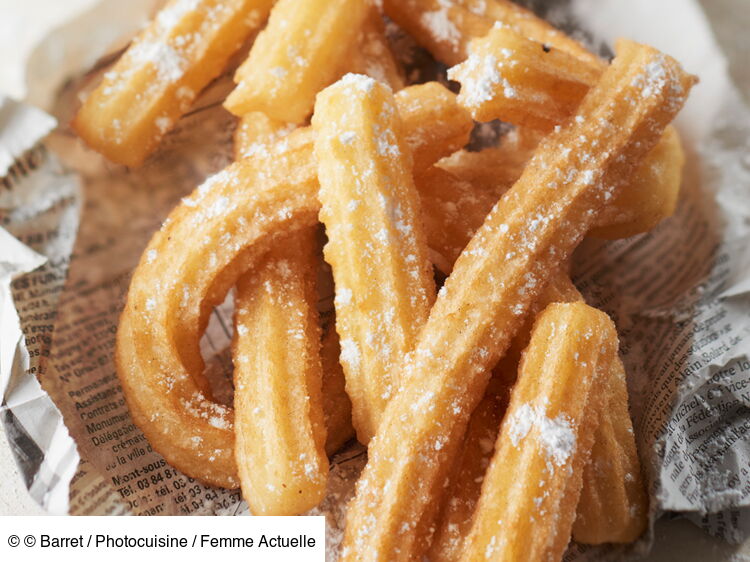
[224,0,368,122]
[573,356,648,544]
[233,227,328,515]
[383,0,600,68]
[321,324,357,456]
[448,24,599,129]
[428,377,510,562]
[346,6,406,91]
[74,0,272,167]
[449,25,687,238]
[460,302,617,561]
[313,74,436,444]
[382,0,492,66]
[340,41,695,560]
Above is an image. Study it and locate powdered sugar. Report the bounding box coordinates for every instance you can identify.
[507,402,577,466]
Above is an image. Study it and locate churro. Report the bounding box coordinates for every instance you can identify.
[448,24,599,130]
[313,74,436,443]
[382,0,492,66]
[383,0,600,68]
[460,302,617,561]
[449,25,687,238]
[346,6,406,91]
[224,0,368,122]
[233,227,328,515]
[340,41,695,560]
[573,356,648,544]
[73,0,272,167]
[428,377,509,562]
[320,324,357,456]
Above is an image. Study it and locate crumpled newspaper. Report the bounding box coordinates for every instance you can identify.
[1,0,749,558]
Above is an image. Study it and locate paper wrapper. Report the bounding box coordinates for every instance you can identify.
[1,0,749,556]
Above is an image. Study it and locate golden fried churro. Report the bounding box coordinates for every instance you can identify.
[573,356,648,544]
[382,0,600,68]
[117,150,320,489]
[591,125,685,239]
[395,82,474,174]
[382,0,493,66]
[321,324,357,456]
[341,41,695,560]
[116,83,470,487]
[224,0,369,122]
[232,83,472,177]
[449,26,686,238]
[233,112,298,161]
[233,227,328,515]
[73,0,273,167]
[448,24,599,130]
[460,302,617,561]
[429,273,576,562]
[313,75,436,444]
[469,0,602,67]
[346,6,406,90]
[428,377,509,562]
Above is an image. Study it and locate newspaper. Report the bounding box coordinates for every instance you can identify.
[0,0,749,557]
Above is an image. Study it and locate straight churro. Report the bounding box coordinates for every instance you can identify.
[346,6,406,91]
[224,0,368,122]
[428,377,509,562]
[74,0,273,167]
[233,227,328,515]
[460,302,617,561]
[321,323,357,456]
[573,356,648,544]
[382,0,492,66]
[340,41,695,560]
[313,74,436,444]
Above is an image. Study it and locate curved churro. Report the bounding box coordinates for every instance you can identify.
[449,24,687,240]
[233,227,328,515]
[340,41,695,560]
[74,0,273,167]
[116,150,320,489]
[313,74,436,444]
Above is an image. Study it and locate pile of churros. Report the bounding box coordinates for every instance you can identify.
[73,0,696,559]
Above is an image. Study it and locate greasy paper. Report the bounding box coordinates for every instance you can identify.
[0,0,748,557]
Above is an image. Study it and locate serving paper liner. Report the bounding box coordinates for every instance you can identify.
[1,0,749,557]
